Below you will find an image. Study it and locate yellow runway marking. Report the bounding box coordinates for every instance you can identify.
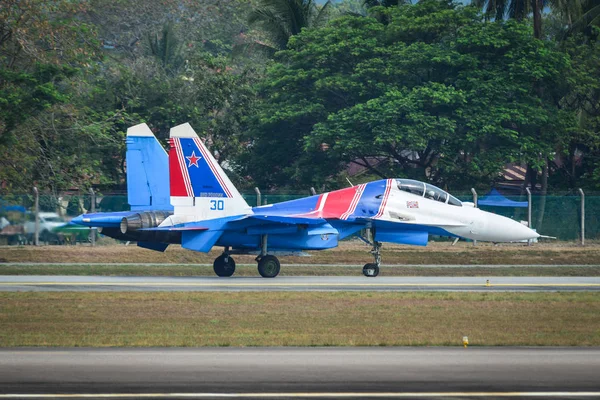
[1,392,600,398]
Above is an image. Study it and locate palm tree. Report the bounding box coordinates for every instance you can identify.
[563,0,600,35]
[473,0,546,37]
[548,0,583,26]
[147,23,183,73]
[473,0,531,21]
[247,0,332,51]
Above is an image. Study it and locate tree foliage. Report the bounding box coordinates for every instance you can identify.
[1,0,600,197]
[245,0,582,191]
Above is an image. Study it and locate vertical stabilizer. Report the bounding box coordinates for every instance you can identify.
[168,123,251,220]
[126,123,173,211]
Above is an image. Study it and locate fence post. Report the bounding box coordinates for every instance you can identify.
[33,187,40,246]
[254,187,261,207]
[89,188,96,247]
[471,188,477,246]
[578,188,585,246]
[526,187,532,246]
[310,187,317,196]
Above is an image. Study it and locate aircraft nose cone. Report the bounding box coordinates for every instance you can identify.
[485,212,539,242]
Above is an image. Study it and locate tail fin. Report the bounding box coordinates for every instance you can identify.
[126,123,173,211]
[168,123,251,220]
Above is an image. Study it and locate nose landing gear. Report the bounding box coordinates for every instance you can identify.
[362,240,382,277]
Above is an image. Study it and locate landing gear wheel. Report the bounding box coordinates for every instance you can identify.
[363,263,379,277]
[257,255,280,278]
[213,254,236,277]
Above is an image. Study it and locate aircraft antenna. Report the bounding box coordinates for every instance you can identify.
[345,177,354,187]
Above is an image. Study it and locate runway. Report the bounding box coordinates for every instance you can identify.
[0,347,599,397]
[0,275,599,291]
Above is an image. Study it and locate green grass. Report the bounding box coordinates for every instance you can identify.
[1,292,599,347]
[0,264,599,276]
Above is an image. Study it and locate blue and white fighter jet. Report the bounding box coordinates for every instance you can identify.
[73,122,540,278]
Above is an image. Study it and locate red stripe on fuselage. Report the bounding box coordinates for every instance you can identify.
[341,183,366,220]
[169,138,188,197]
[320,186,363,219]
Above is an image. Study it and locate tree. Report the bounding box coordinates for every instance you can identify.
[0,0,107,194]
[246,0,574,192]
[148,23,184,74]
[247,0,333,51]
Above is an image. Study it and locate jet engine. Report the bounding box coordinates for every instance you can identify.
[120,211,171,234]
[99,211,180,243]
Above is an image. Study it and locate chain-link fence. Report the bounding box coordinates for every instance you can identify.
[0,190,597,245]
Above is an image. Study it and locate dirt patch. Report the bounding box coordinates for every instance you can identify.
[1,240,599,265]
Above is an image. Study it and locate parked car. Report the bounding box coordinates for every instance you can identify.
[24,212,67,244]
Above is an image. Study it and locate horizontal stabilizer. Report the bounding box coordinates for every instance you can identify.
[137,241,169,252]
[182,230,223,253]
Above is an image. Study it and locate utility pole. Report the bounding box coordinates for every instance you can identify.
[33,187,39,246]
[89,188,96,247]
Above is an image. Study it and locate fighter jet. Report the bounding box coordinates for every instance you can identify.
[73,123,540,278]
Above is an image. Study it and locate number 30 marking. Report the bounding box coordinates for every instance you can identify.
[210,200,224,211]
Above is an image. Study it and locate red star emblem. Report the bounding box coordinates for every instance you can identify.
[186,151,201,168]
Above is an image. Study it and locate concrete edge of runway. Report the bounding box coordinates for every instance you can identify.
[1,275,600,292]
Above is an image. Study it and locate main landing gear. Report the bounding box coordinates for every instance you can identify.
[212,236,282,278]
[257,255,280,278]
[256,234,280,278]
[213,250,236,277]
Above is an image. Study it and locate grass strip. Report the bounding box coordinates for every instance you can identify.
[1,264,600,276]
[1,292,599,347]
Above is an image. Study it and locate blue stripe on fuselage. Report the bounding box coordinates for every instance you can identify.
[348,180,388,220]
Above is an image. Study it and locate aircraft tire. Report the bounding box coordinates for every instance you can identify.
[213,254,236,277]
[257,255,280,278]
[362,263,379,277]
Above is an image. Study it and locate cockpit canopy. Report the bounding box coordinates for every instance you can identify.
[395,179,462,207]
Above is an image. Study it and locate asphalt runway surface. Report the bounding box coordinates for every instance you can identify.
[1,275,600,292]
[0,348,599,398]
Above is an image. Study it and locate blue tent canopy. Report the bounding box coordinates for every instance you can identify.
[0,204,26,213]
[478,189,528,208]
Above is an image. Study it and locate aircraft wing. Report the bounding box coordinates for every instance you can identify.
[246,214,327,226]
